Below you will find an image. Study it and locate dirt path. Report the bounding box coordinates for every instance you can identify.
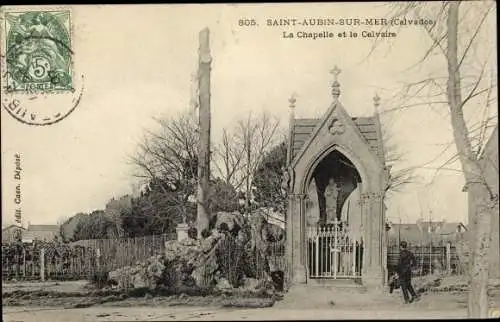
[6,280,497,320]
[2,283,470,321]
[3,305,467,321]
[275,284,468,311]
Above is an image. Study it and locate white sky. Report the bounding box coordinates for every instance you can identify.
[1,3,497,226]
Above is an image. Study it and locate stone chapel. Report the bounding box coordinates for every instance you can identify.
[284,66,390,288]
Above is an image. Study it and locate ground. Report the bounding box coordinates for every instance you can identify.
[3,279,500,321]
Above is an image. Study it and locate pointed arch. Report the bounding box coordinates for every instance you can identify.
[299,144,370,196]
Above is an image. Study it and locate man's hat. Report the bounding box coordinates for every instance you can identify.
[399,241,408,248]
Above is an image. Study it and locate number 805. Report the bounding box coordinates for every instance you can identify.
[239,19,257,27]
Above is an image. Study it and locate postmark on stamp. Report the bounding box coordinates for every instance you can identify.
[1,8,83,126]
[5,10,73,92]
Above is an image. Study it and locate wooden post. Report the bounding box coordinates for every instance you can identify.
[446,242,452,275]
[152,234,155,256]
[197,27,212,238]
[245,118,252,216]
[70,256,74,278]
[40,248,45,282]
[23,249,26,278]
[429,226,433,275]
[96,248,101,273]
[88,247,91,278]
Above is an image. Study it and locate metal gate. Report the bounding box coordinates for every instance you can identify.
[307,221,362,279]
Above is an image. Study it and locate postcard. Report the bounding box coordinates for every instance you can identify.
[1,2,498,321]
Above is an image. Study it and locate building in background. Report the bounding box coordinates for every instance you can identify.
[2,225,25,244]
[387,221,467,246]
[22,224,60,243]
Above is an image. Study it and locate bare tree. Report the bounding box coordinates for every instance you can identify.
[381,116,422,196]
[212,127,246,190]
[370,2,497,317]
[244,112,282,214]
[212,111,282,209]
[129,112,198,224]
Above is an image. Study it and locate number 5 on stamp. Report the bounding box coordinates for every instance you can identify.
[5,10,73,92]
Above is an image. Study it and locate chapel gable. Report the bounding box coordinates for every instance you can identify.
[291,116,384,162]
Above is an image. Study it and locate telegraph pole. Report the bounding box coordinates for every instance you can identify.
[197,28,212,237]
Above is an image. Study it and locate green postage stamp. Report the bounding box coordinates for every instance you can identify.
[4,10,73,92]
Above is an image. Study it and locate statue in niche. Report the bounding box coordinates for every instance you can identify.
[305,180,320,227]
[324,178,340,224]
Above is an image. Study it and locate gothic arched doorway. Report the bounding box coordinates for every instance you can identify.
[304,149,364,279]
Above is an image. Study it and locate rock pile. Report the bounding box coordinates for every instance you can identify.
[108,211,286,295]
[108,255,165,289]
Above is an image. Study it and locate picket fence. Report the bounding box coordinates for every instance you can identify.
[387,244,465,276]
[3,237,463,284]
[69,233,177,273]
[2,233,177,281]
[1,233,289,286]
[2,244,93,281]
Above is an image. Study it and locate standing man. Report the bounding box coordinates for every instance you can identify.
[397,241,420,304]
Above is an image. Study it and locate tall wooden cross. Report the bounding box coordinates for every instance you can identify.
[197,27,212,237]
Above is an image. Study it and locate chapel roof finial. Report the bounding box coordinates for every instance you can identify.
[330,65,341,99]
[289,94,297,109]
[373,93,381,113]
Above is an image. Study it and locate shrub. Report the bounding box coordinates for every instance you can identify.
[89,270,111,288]
[216,235,245,288]
[201,229,212,239]
[218,223,229,233]
[187,227,198,240]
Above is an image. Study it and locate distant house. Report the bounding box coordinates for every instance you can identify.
[2,225,25,244]
[464,125,499,279]
[22,224,60,243]
[387,221,467,246]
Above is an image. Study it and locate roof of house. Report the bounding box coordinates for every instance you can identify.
[27,225,60,232]
[388,221,466,244]
[291,117,382,161]
[22,228,60,242]
[2,225,26,231]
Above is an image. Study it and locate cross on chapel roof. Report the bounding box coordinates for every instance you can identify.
[330,65,341,99]
[373,93,381,113]
[289,94,297,109]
